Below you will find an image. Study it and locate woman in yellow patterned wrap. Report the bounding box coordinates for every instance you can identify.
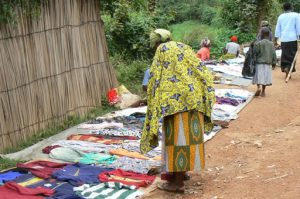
[140,29,215,193]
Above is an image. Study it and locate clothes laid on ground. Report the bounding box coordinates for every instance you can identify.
[93,128,141,139]
[121,141,161,158]
[42,145,61,154]
[52,140,119,153]
[74,182,143,199]
[109,149,149,160]
[92,116,144,129]
[77,123,123,130]
[0,182,54,199]
[17,161,67,179]
[162,110,205,172]
[79,153,117,165]
[211,108,238,121]
[0,171,24,185]
[52,164,113,186]
[216,96,242,106]
[13,173,80,199]
[67,134,124,145]
[99,169,156,188]
[49,147,83,163]
[109,157,160,174]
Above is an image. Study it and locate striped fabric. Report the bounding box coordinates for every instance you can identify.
[74,182,143,199]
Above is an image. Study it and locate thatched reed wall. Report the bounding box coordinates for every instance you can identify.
[0,0,117,152]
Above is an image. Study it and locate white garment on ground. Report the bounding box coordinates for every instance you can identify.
[77,122,123,130]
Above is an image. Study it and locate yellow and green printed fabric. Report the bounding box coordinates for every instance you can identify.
[140,41,215,154]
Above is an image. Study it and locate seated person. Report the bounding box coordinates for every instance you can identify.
[196,38,211,61]
[222,36,240,59]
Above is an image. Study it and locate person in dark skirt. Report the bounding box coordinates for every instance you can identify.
[275,3,300,78]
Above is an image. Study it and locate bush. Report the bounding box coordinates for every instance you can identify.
[110,54,151,94]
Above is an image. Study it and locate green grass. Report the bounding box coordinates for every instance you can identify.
[0,157,21,171]
[170,20,221,57]
[3,103,117,154]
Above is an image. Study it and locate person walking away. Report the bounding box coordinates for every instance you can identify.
[196,38,211,61]
[257,21,273,41]
[253,28,276,97]
[141,29,215,193]
[275,3,300,78]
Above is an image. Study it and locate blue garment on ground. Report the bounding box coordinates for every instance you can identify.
[52,164,113,186]
[0,171,23,184]
[13,173,82,199]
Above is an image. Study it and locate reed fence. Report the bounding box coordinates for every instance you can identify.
[0,0,117,152]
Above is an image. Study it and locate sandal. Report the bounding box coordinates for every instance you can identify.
[157,182,185,193]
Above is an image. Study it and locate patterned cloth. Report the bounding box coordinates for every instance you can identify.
[109,157,161,174]
[162,111,205,172]
[74,182,143,199]
[141,41,215,153]
[67,134,123,145]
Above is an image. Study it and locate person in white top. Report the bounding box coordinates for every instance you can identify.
[275,3,300,78]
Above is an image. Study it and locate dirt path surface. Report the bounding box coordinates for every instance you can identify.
[145,57,300,198]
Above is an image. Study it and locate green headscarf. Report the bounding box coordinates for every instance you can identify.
[150,29,172,48]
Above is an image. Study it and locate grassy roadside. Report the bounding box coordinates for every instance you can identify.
[3,103,117,154]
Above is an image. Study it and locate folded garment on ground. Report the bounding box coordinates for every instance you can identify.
[17,161,67,179]
[13,173,80,199]
[74,182,143,199]
[99,169,156,188]
[67,134,124,145]
[49,147,117,165]
[0,182,54,199]
[0,171,24,185]
[109,148,149,160]
[93,127,141,138]
[109,157,160,174]
[52,140,120,153]
[42,145,61,154]
[77,122,123,130]
[52,163,113,186]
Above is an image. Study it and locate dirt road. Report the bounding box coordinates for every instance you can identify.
[145,59,300,198]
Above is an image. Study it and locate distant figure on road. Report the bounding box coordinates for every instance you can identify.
[196,37,211,61]
[257,21,273,41]
[275,3,300,78]
[252,27,276,97]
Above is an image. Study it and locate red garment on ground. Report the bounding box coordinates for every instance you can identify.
[42,145,61,154]
[99,169,156,188]
[196,47,210,61]
[0,182,54,199]
[17,160,67,179]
